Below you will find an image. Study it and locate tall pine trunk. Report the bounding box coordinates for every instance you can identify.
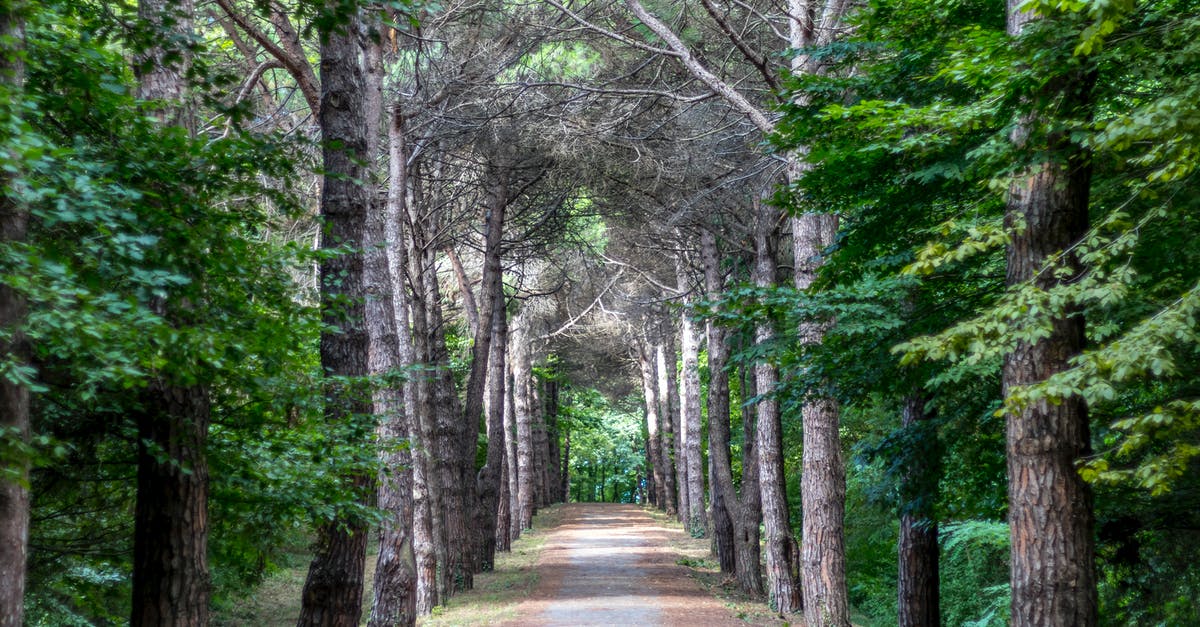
[475,283,507,570]
[131,3,211,624]
[677,265,706,536]
[366,98,417,627]
[701,230,763,595]
[0,6,30,624]
[794,209,848,627]
[297,8,372,624]
[655,338,678,516]
[512,309,537,529]
[639,342,667,510]
[898,394,939,627]
[1004,4,1097,624]
[754,203,801,613]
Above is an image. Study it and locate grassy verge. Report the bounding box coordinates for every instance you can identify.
[642,506,787,626]
[420,504,567,626]
[214,505,568,626]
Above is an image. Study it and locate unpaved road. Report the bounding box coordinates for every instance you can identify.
[503,503,772,626]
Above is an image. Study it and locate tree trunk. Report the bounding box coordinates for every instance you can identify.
[544,378,562,503]
[366,99,417,625]
[475,284,507,571]
[495,439,511,552]
[1004,6,1097,625]
[754,202,801,614]
[504,358,521,542]
[532,380,548,510]
[701,230,763,595]
[403,211,440,614]
[677,268,706,536]
[656,338,678,517]
[638,342,667,510]
[130,3,211,624]
[297,9,372,626]
[561,430,570,502]
[0,6,29,625]
[898,395,939,627]
[512,310,537,529]
[794,209,849,627]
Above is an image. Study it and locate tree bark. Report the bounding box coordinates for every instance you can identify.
[474,283,507,571]
[297,9,373,626]
[677,269,706,536]
[544,378,562,503]
[898,394,939,627]
[504,354,521,541]
[1004,5,1098,625]
[512,309,537,529]
[639,342,667,510]
[131,3,211,624]
[754,202,801,614]
[0,6,29,625]
[366,98,417,626]
[701,230,763,595]
[656,338,678,517]
[794,209,849,627]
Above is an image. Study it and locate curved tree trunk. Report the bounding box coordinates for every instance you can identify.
[701,230,763,596]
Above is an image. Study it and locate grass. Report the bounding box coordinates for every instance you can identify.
[213,504,568,627]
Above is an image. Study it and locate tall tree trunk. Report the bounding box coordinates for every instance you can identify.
[532,380,548,510]
[701,230,763,595]
[475,284,507,571]
[504,355,521,541]
[366,98,417,626]
[131,3,211,624]
[898,394,939,627]
[638,342,666,510]
[495,433,512,552]
[754,202,801,613]
[512,309,537,529]
[794,209,849,627]
[677,267,706,536]
[463,166,508,578]
[1004,5,1097,625]
[297,9,372,625]
[0,6,29,625]
[656,338,678,517]
[561,429,570,502]
[406,242,440,613]
[426,246,467,596]
[544,378,561,503]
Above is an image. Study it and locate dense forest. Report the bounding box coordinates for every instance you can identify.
[1,0,1198,625]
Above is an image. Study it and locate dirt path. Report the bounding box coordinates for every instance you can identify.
[502,503,773,626]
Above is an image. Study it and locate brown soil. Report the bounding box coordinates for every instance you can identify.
[501,503,785,626]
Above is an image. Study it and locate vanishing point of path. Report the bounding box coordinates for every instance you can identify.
[503,503,778,626]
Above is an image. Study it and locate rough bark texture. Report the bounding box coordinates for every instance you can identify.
[130,3,212,624]
[297,13,372,626]
[504,357,521,542]
[0,6,29,625]
[754,204,801,614]
[795,212,849,627]
[512,310,537,530]
[701,230,763,596]
[131,386,211,627]
[1005,6,1097,624]
[639,343,667,510]
[898,395,939,627]
[678,284,706,537]
[366,101,417,625]
[475,285,507,571]
[656,339,678,517]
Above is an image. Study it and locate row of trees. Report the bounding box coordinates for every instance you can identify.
[3,0,1199,625]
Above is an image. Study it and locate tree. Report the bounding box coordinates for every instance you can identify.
[0,3,29,624]
[296,6,374,624]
